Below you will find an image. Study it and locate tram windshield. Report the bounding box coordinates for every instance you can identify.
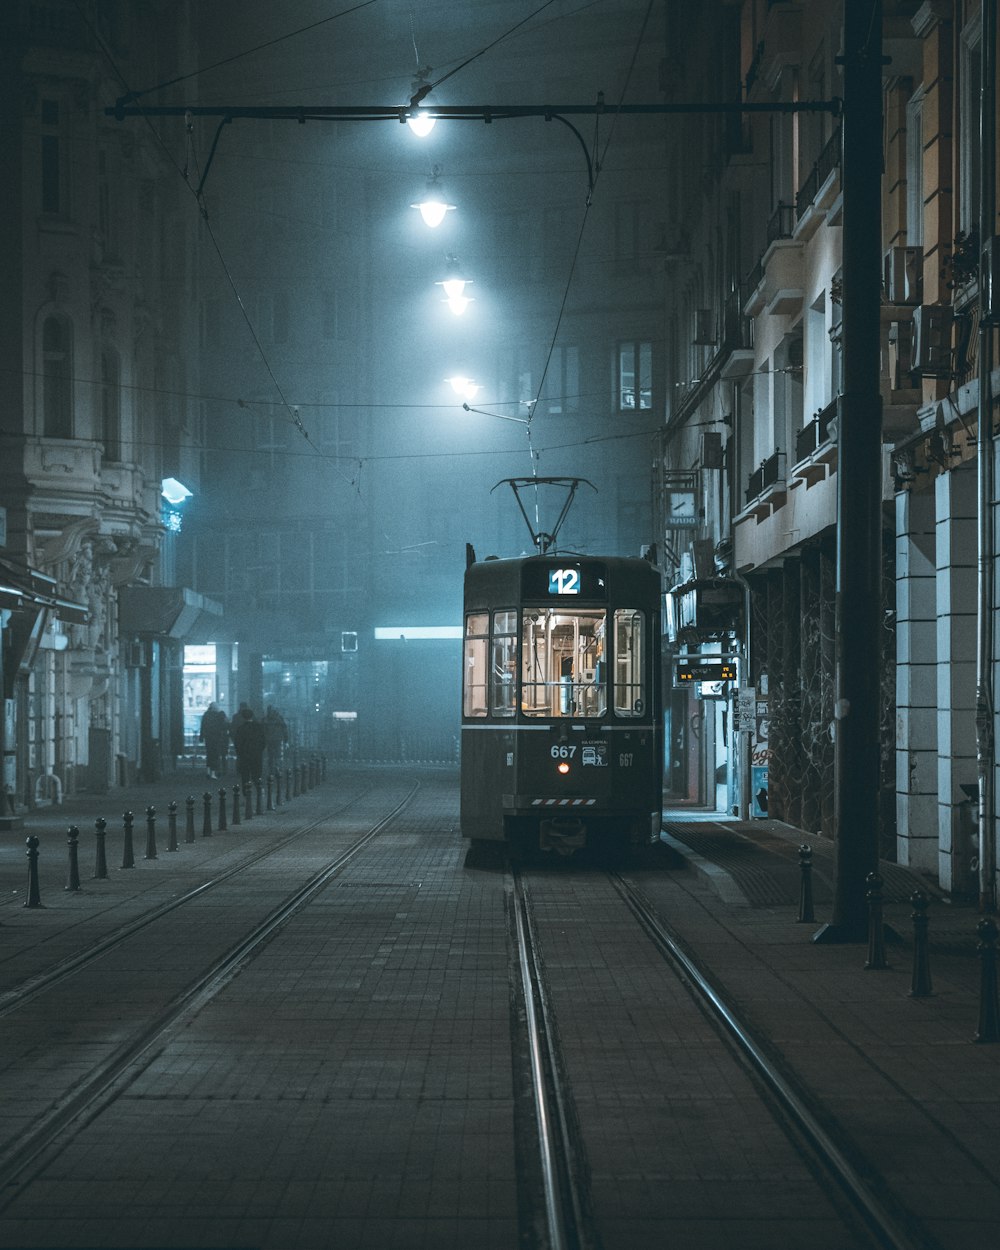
[522,609,607,717]
[464,605,647,719]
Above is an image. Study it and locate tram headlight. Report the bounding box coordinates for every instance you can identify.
[557,761,571,775]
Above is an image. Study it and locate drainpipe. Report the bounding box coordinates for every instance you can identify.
[976,0,997,914]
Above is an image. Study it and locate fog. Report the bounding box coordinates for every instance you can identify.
[173,1,667,759]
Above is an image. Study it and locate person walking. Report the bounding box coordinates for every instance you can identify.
[199,702,229,779]
[230,707,266,786]
[263,705,288,776]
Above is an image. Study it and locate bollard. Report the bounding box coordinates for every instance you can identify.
[231,782,241,827]
[145,805,157,860]
[202,791,213,837]
[864,872,887,970]
[121,810,135,869]
[217,787,227,832]
[275,769,283,807]
[797,845,815,923]
[94,817,109,879]
[185,795,196,843]
[286,767,293,800]
[909,891,933,997]
[167,801,179,852]
[974,918,1000,1044]
[266,774,274,812]
[293,765,300,798]
[65,826,81,892]
[321,754,327,782]
[255,777,263,817]
[24,835,42,908]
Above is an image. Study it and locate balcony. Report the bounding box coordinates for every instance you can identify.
[795,126,842,236]
[743,449,787,521]
[791,398,839,487]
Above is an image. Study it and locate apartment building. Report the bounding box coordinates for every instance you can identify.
[657,0,998,898]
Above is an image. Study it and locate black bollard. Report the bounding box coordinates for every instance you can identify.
[286,767,293,800]
[255,777,263,816]
[292,765,300,797]
[231,782,241,827]
[145,805,157,860]
[275,769,283,807]
[167,801,179,852]
[864,872,887,970]
[65,826,81,892]
[797,845,815,923]
[974,918,1000,1044]
[94,817,109,879]
[321,754,327,782]
[185,795,196,843]
[266,774,274,812]
[218,787,227,832]
[121,810,135,869]
[202,791,213,837]
[909,891,933,997]
[24,835,42,908]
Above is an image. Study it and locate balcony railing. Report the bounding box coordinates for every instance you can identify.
[766,202,796,246]
[795,125,842,216]
[794,398,839,465]
[746,449,786,504]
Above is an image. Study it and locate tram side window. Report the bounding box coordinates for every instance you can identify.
[464,613,489,717]
[491,610,517,717]
[522,608,607,718]
[613,608,645,717]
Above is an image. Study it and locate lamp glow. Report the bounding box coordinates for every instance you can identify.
[445,293,472,315]
[407,108,436,137]
[412,166,454,227]
[446,375,480,401]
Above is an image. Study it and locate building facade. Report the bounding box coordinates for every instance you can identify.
[0,1,211,811]
[657,0,999,901]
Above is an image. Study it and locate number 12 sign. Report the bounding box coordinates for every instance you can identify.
[549,567,580,595]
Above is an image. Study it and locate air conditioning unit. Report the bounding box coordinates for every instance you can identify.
[701,431,724,469]
[883,246,923,305]
[911,305,954,375]
[123,640,146,668]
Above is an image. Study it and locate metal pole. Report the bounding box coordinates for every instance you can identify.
[814,0,883,944]
[976,0,998,915]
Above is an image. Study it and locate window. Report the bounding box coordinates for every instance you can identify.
[521,608,607,718]
[613,609,645,717]
[959,20,982,235]
[463,613,489,717]
[491,610,517,718]
[42,316,72,437]
[41,99,61,214]
[544,345,580,415]
[905,90,925,247]
[100,348,121,461]
[619,341,652,411]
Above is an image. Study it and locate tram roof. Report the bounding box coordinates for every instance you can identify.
[464,553,661,605]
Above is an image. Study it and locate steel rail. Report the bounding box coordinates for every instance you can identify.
[0,783,379,1019]
[610,872,930,1250]
[0,784,419,1208]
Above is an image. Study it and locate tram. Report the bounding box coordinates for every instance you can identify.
[461,549,663,858]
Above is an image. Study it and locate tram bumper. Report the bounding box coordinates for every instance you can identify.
[539,814,587,855]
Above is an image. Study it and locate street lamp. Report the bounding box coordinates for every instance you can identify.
[436,254,473,314]
[411,165,455,227]
[406,76,436,137]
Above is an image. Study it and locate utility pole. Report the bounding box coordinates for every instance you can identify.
[814,0,884,943]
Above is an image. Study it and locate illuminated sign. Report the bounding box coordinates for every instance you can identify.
[548,567,581,595]
[674,657,738,684]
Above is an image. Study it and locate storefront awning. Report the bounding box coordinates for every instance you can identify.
[0,560,89,624]
[118,586,223,640]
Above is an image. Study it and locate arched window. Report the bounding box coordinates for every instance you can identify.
[42,316,72,437]
[101,347,121,461]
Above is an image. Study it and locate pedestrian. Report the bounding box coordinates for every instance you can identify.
[264,705,288,776]
[230,707,266,786]
[199,702,229,779]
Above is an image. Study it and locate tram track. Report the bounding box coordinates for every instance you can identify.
[0,783,383,1016]
[0,782,420,1208]
[509,860,930,1250]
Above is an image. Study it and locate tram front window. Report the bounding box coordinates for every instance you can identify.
[521,609,607,718]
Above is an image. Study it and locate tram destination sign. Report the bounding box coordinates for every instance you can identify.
[521,562,608,600]
[674,656,738,685]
